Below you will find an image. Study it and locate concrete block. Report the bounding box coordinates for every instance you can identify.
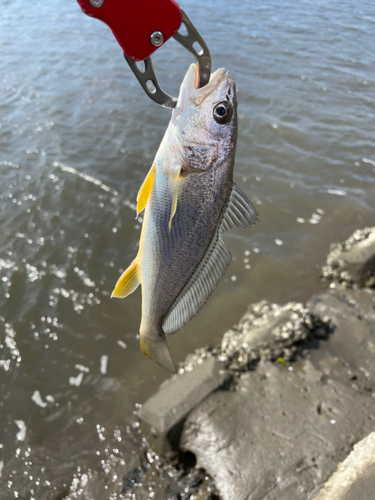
[140,356,229,453]
[313,432,375,500]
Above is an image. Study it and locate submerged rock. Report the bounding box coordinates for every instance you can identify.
[322,226,375,288]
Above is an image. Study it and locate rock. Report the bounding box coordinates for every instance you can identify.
[220,300,332,371]
[181,358,375,500]
[308,289,375,383]
[313,432,375,500]
[134,284,375,499]
[140,356,229,453]
[322,227,375,288]
[178,287,375,500]
[164,469,218,500]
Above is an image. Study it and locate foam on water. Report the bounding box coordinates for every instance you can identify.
[53,162,118,196]
[14,421,27,442]
[31,391,48,409]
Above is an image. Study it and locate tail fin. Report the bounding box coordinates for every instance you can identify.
[140,329,176,373]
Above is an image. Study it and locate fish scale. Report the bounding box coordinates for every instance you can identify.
[143,163,230,322]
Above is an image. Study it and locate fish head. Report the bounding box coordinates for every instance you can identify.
[170,64,237,172]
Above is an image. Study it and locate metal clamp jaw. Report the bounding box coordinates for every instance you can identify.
[125,10,211,109]
[77,0,211,109]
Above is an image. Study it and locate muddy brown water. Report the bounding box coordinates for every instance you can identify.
[1,0,375,497]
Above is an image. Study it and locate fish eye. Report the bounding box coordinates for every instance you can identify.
[213,101,232,124]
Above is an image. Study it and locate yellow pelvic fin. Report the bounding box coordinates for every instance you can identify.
[111,259,140,299]
[168,169,181,231]
[140,333,176,373]
[136,163,156,217]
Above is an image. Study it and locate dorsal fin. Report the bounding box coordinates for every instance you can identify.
[136,164,156,217]
[162,184,258,335]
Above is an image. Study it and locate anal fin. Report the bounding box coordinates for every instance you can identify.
[162,183,258,335]
[111,259,140,299]
[163,233,231,335]
[136,164,156,217]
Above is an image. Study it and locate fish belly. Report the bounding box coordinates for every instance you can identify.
[139,162,232,337]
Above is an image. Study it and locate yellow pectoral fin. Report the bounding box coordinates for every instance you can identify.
[111,259,140,299]
[168,168,182,231]
[136,163,156,217]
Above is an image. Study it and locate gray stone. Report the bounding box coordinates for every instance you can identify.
[343,233,375,285]
[132,287,375,499]
[313,433,375,500]
[308,290,375,383]
[322,227,375,288]
[220,300,331,370]
[241,311,292,347]
[140,356,229,453]
[181,358,375,500]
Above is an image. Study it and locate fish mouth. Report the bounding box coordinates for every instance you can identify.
[176,64,233,111]
[195,66,230,104]
[172,64,234,124]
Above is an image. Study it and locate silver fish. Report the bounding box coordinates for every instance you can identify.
[112,64,258,372]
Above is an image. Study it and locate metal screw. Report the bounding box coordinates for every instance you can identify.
[89,0,105,7]
[150,31,164,47]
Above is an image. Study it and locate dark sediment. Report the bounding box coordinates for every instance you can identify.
[65,227,375,499]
